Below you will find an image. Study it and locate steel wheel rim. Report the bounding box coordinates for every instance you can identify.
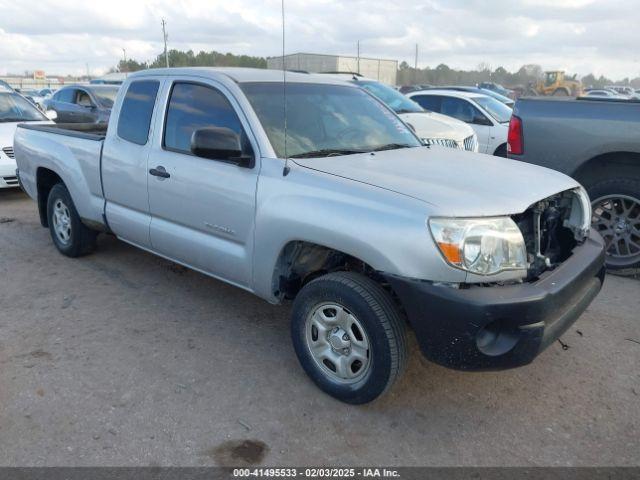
[591,194,640,267]
[52,199,72,245]
[305,302,371,384]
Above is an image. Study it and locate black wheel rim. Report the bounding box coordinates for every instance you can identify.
[591,194,640,268]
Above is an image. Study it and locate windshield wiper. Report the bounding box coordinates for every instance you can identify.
[289,149,366,159]
[370,143,414,152]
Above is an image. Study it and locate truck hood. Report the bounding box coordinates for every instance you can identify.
[293,146,580,217]
[398,111,474,143]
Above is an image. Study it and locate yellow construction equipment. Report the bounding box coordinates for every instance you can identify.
[529,71,583,97]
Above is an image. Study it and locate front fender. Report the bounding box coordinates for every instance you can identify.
[251,159,466,302]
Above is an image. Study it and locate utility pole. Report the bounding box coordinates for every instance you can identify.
[357,40,360,74]
[121,48,127,72]
[162,18,170,68]
[414,44,418,84]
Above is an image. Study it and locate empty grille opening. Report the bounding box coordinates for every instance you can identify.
[512,191,579,281]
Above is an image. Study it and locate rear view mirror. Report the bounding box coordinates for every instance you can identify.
[190,127,254,168]
[45,110,58,121]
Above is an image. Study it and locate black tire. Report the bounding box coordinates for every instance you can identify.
[553,88,569,96]
[493,144,508,158]
[291,271,407,404]
[586,176,640,270]
[46,183,97,257]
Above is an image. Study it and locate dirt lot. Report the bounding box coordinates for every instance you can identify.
[1,188,639,467]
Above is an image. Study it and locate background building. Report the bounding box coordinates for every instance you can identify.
[267,53,398,85]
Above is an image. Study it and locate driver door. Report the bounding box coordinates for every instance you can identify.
[146,79,259,288]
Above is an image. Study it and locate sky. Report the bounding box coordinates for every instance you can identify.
[1,0,639,79]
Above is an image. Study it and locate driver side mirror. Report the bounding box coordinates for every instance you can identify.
[190,127,254,168]
[45,110,58,121]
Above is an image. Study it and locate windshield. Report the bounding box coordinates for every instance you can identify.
[0,92,46,122]
[478,88,513,105]
[91,87,119,108]
[357,81,424,113]
[474,96,513,123]
[241,82,421,158]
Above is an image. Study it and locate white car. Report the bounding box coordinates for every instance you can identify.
[0,87,55,188]
[407,89,513,156]
[322,74,478,152]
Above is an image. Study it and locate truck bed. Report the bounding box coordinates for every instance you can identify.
[509,97,640,176]
[14,122,107,229]
[18,122,108,140]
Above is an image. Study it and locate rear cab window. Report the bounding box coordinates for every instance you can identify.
[117,80,160,145]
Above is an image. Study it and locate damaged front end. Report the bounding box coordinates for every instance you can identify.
[512,188,591,281]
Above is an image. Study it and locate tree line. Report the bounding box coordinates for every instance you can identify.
[115,49,267,73]
[114,49,640,89]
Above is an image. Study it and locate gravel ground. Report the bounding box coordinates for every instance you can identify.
[1,189,639,467]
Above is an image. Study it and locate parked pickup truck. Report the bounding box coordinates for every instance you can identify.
[508,97,640,270]
[15,68,605,404]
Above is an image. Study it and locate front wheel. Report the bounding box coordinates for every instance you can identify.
[47,183,97,257]
[291,271,407,404]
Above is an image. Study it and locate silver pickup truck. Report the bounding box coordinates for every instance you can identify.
[15,68,605,404]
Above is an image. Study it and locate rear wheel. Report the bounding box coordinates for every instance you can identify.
[290,271,407,404]
[47,183,97,257]
[553,88,569,96]
[588,177,640,270]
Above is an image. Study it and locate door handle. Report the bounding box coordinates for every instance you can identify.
[149,166,170,179]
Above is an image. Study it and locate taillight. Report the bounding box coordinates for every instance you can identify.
[507,115,523,155]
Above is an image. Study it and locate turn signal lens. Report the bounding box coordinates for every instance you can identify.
[437,242,462,265]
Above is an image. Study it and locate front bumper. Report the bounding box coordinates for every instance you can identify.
[386,230,606,371]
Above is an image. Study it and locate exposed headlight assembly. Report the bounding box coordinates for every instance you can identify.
[429,217,527,277]
[566,186,591,240]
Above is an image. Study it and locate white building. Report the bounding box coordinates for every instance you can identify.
[267,53,398,85]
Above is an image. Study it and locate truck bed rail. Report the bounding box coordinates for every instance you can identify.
[17,123,108,141]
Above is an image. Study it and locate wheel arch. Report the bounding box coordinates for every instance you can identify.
[36,167,64,227]
[493,143,508,157]
[270,240,392,303]
[573,152,640,189]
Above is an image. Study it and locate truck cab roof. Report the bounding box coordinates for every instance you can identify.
[128,67,354,86]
